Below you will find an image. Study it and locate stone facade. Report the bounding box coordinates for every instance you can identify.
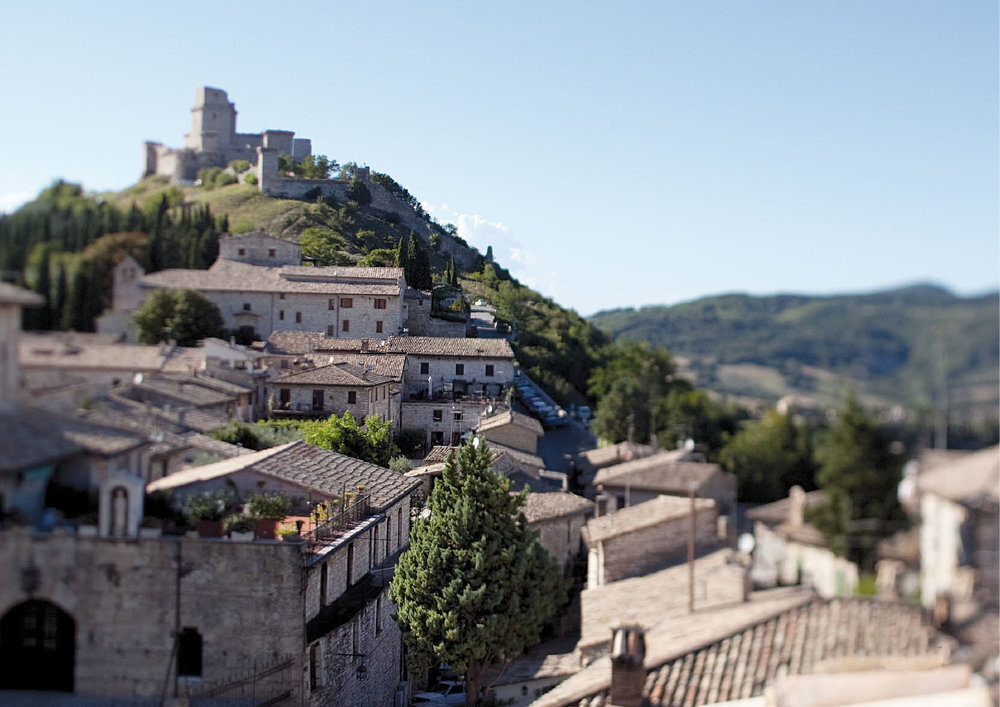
[271,365,396,425]
[400,399,490,451]
[585,496,719,587]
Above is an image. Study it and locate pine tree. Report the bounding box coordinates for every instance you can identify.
[391,441,564,704]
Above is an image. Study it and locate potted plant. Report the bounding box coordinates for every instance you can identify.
[184,490,234,538]
[224,514,255,541]
[277,526,302,543]
[246,492,290,540]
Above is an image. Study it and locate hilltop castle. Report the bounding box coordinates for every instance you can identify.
[143,87,313,183]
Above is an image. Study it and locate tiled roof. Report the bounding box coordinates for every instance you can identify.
[422,442,543,472]
[303,352,405,380]
[478,409,544,436]
[521,492,593,523]
[0,282,44,305]
[918,445,999,504]
[536,592,950,707]
[0,405,84,472]
[266,332,514,360]
[140,260,402,296]
[20,337,174,371]
[593,452,725,494]
[579,442,657,470]
[148,440,420,510]
[180,432,255,460]
[134,376,235,407]
[161,373,252,396]
[272,362,394,387]
[48,413,148,456]
[584,495,716,543]
[280,265,403,282]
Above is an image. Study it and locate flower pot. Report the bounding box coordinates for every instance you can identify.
[229,530,255,542]
[195,520,224,538]
[254,519,279,540]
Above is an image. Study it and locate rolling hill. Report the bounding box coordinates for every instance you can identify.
[589,285,999,422]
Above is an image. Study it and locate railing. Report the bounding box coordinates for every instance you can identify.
[301,493,372,552]
[186,655,297,706]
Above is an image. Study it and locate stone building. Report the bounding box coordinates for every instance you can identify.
[592,450,737,520]
[270,360,397,425]
[144,86,312,183]
[102,234,408,342]
[477,409,544,455]
[521,492,593,576]
[583,495,719,587]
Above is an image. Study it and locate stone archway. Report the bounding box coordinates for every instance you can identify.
[0,599,75,692]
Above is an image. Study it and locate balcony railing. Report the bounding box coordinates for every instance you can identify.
[301,493,372,552]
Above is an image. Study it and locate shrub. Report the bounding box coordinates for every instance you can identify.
[302,186,322,202]
[244,173,258,186]
[216,172,237,188]
[228,159,250,173]
[246,492,291,520]
[389,455,412,473]
[184,490,235,522]
[224,514,254,533]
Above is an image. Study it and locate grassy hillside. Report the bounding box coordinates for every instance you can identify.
[589,285,1000,422]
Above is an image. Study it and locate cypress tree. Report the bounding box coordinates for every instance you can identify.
[391,441,564,704]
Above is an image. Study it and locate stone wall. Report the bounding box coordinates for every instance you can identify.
[273,379,392,422]
[531,513,586,576]
[481,425,540,456]
[589,504,719,586]
[0,529,305,700]
[400,399,489,450]
[402,354,514,401]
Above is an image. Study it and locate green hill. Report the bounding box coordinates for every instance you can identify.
[589,285,999,423]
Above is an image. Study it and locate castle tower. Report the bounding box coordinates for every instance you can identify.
[0,283,43,406]
[185,87,236,153]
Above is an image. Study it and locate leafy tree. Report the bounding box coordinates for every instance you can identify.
[719,410,816,503]
[210,419,303,450]
[391,441,564,704]
[301,412,399,467]
[133,289,224,346]
[346,177,372,206]
[299,227,350,266]
[807,393,905,565]
[296,154,337,179]
[358,248,397,267]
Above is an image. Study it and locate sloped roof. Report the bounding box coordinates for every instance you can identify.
[148,440,420,510]
[140,259,402,296]
[382,335,514,359]
[918,446,999,505]
[745,490,828,525]
[578,442,657,471]
[583,495,716,544]
[272,361,393,387]
[593,451,727,494]
[303,352,405,380]
[0,282,44,306]
[478,409,544,436]
[521,492,593,523]
[544,597,950,707]
[0,405,84,472]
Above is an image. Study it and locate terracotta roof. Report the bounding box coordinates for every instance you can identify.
[0,282,44,305]
[478,409,544,436]
[272,362,394,387]
[536,593,950,707]
[521,492,593,523]
[584,495,715,543]
[140,260,402,296]
[593,452,727,494]
[148,440,420,510]
[918,445,999,504]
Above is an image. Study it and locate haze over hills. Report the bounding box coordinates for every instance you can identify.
[589,284,1000,423]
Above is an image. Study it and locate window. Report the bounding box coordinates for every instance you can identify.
[268,248,276,258]
[485,364,494,377]
[385,516,391,556]
[178,627,203,677]
[279,310,285,320]
[312,390,324,411]
[374,298,387,310]
[420,362,429,375]
[279,388,290,405]
[342,320,350,332]
[347,391,357,404]
[309,643,321,691]
[376,320,383,334]
[346,543,354,586]
[237,248,245,256]
[328,298,336,310]
[397,508,402,547]
[320,564,328,606]
[373,524,379,565]
[453,411,463,422]
[327,325,334,337]
[340,297,353,308]
[432,409,443,422]
[455,363,465,376]
[431,431,444,446]
[279,293,285,300]
[295,312,302,323]
[243,302,251,311]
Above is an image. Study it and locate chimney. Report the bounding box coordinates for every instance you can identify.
[788,485,806,528]
[610,625,646,707]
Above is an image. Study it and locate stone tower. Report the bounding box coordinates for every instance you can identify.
[185,87,236,153]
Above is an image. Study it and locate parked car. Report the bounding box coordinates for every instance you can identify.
[576,405,592,421]
[413,680,466,704]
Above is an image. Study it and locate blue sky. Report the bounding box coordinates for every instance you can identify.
[1,1,996,315]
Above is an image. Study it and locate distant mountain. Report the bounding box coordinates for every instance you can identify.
[589,284,999,421]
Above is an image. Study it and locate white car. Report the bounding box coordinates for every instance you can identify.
[413,679,466,704]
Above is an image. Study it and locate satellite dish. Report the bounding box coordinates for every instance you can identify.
[737,533,756,554]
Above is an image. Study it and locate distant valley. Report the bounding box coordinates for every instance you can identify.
[589,284,999,424]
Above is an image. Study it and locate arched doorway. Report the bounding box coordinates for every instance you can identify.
[0,600,75,692]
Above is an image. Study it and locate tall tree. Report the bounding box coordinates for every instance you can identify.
[391,441,564,704]
[719,410,816,503]
[807,393,905,565]
[300,412,399,467]
[132,289,224,346]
